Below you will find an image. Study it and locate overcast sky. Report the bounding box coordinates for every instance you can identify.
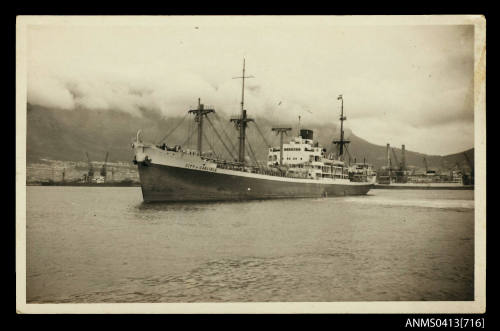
[26,17,475,155]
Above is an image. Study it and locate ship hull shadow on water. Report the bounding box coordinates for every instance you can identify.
[138,163,372,202]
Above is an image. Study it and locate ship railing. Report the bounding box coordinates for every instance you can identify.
[215,160,316,179]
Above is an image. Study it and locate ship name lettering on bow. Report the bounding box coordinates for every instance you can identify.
[185,163,217,172]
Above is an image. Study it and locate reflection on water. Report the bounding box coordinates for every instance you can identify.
[136,201,218,213]
[26,187,474,303]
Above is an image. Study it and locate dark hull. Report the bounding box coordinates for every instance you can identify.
[138,163,372,202]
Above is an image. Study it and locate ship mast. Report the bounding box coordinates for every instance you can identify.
[332,94,350,160]
[188,98,215,155]
[230,59,254,164]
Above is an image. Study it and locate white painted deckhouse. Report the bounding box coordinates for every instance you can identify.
[267,129,349,180]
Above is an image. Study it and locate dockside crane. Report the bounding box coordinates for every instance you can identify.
[100,152,109,180]
[86,152,94,182]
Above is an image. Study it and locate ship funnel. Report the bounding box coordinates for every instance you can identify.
[300,129,313,140]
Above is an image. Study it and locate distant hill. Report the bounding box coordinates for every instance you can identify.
[346,134,474,172]
[26,103,473,171]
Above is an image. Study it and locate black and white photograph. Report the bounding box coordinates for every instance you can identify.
[16,15,486,314]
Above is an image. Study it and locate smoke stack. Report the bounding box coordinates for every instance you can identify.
[386,143,391,168]
[402,144,406,170]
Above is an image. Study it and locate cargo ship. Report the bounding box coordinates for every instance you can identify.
[132,61,375,202]
[374,143,474,190]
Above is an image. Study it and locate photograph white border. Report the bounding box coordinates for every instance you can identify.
[16,15,486,314]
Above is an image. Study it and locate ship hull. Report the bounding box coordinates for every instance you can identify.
[138,163,373,202]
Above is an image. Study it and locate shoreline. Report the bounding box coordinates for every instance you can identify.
[27,182,141,187]
[373,184,474,190]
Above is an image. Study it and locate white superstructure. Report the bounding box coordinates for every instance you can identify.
[267,131,350,180]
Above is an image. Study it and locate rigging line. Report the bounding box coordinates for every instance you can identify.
[190,120,197,148]
[245,138,261,168]
[185,120,191,147]
[205,115,230,159]
[158,113,188,144]
[181,125,197,147]
[217,115,238,154]
[344,145,352,164]
[252,121,272,148]
[245,140,258,166]
[210,123,223,160]
[212,112,238,154]
[205,115,236,160]
[186,120,193,148]
[202,129,220,159]
[268,129,279,147]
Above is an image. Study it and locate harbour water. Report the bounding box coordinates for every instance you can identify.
[26,187,474,303]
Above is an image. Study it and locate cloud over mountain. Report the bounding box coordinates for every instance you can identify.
[25,18,475,155]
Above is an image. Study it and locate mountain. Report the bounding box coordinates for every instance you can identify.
[26,103,474,171]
